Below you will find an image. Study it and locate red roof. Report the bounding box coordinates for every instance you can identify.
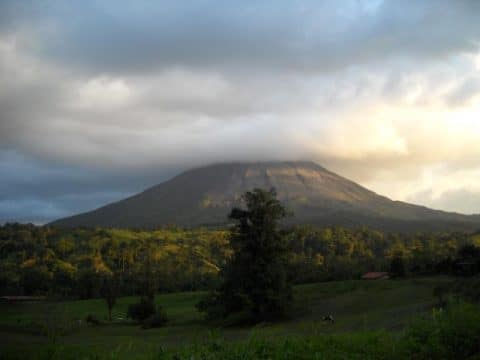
[362,272,389,280]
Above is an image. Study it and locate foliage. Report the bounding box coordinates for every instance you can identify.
[4,302,480,359]
[433,284,449,307]
[390,253,406,278]
[402,302,480,359]
[141,307,168,329]
[0,223,230,298]
[85,313,101,325]
[458,243,480,259]
[2,277,479,359]
[36,304,73,344]
[451,275,480,302]
[1,222,479,300]
[127,297,156,322]
[199,189,293,323]
[99,273,119,321]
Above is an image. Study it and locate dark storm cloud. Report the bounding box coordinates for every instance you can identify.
[3,0,480,74]
[0,151,182,223]
[54,1,480,73]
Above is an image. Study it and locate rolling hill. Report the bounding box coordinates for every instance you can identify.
[50,161,480,231]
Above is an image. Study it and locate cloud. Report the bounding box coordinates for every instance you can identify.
[2,1,480,74]
[0,151,179,224]
[445,76,480,106]
[1,1,480,222]
[409,189,480,215]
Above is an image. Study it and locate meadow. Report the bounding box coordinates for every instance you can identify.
[0,276,463,359]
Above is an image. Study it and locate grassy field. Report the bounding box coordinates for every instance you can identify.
[0,277,454,359]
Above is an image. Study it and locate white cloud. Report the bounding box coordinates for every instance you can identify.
[314,116,408,159]
[73,77,133,110]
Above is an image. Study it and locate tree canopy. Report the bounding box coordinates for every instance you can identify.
[1,217,479,299]
[199,188,293,322]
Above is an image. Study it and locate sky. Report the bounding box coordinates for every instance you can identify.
[1,0,480,224]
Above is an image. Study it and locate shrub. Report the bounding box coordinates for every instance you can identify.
[127,297,156,322]
[402,302,480,359]
[196,291,225,320]
[390,254,406,278]
[85,314,101,326]
[142,307,168,329]
[35,305,73,343]
[452,275,480,302]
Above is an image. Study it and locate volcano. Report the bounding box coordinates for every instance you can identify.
[50,161,480,232]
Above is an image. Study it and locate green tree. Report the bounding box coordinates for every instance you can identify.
[138,245,157,301]
[198,188,293,323]
[100,273,119,322]
[458,243,480,259]
[390,253,406,278]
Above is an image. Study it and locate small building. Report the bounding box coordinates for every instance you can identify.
[361,272,390,280]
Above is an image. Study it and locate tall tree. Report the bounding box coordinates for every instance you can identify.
[138,245,157,301]
[199,188,293,322]
[100,273,119,322]
[390,252,406,278]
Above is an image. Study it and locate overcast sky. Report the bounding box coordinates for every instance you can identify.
[2,0,480,224]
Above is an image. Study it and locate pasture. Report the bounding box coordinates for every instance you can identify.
[0,277,454,359]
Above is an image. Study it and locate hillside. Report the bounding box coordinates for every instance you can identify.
[50,161,480,231]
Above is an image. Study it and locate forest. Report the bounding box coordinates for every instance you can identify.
[1,221,479,299]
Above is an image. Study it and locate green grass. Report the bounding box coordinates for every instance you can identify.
[0,277,454,359]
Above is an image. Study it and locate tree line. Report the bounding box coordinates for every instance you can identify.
[1,197,480,301]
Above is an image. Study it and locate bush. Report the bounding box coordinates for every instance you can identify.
[452,275,480,302]
[85,314,101,326]
[390,255,406,278]
[196,291,225,320]
[142,307,168,329]
[127,297,156,322]
[402,302,480,359]
[35,305,73,343]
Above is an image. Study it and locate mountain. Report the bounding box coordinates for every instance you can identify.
[50,161,480,232]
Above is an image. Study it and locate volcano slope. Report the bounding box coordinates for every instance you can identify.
[50,161,480,232]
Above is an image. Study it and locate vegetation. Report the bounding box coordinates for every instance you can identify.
[198,189,293,323]
[1,189,480,358]
[1,222,479,301]
[1,278,479,359]
[142,308,169,329]
[127,297,156,322]
[99,273,118,321]
[390,254,406,278]
[0,223,230,298]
